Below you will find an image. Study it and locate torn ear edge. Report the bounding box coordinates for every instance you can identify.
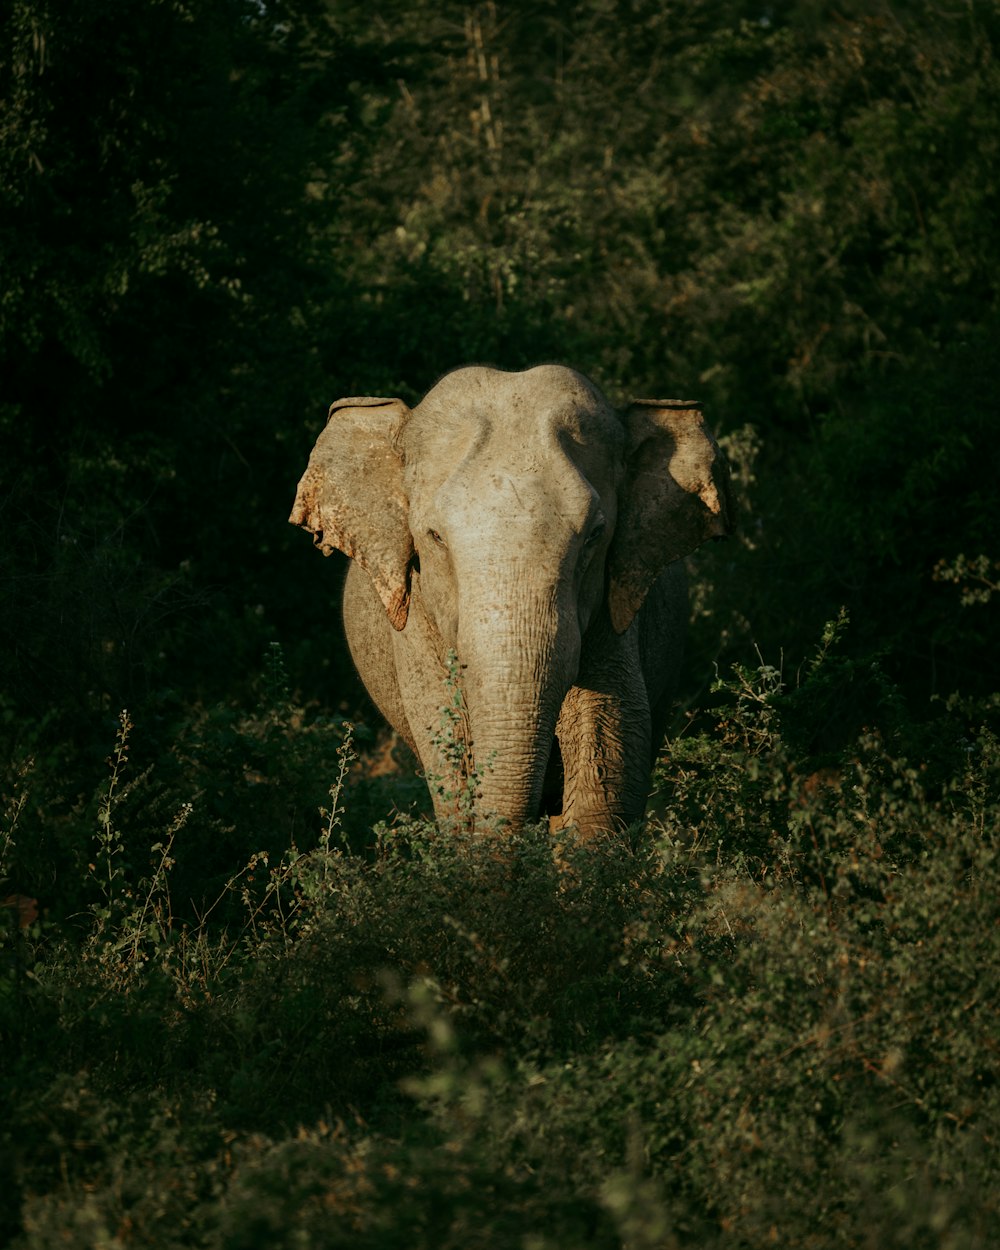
[289,396,414,631]
[627,398,736,537]
[607,400,736,634]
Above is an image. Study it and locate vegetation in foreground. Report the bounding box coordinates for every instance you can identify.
[2,645,998,1249]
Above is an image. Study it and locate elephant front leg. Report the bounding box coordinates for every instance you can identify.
[554,670,652,838]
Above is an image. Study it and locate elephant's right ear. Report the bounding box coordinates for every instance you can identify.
[289,397,414,631]
[607,400,734,634]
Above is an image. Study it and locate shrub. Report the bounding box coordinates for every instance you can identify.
[2,626,999,1247]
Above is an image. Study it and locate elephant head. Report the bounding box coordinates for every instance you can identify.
[290,365,732,830]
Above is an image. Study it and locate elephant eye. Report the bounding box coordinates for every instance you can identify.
[429,529,447,548]
[584,521,606,548]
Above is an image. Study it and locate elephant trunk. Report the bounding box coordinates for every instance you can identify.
[453,580,579,831]
[465,692,553,829]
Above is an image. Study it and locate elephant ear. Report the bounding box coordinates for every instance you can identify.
[289,396,414,630]
[608,399,734,635]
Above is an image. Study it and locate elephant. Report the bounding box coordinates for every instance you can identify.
[289,364,733,837]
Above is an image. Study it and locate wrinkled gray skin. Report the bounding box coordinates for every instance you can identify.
[290,365,733,836]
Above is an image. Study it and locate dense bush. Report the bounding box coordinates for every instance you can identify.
[2,649,999,1247]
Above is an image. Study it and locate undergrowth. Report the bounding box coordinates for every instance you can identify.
[1,632,998,1248]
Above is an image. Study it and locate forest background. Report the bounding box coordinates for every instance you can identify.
[2,2,999,1247]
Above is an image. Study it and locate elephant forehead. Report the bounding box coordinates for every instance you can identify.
[413,365,623,449]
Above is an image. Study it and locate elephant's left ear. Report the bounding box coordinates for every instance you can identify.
[608,400,735,634]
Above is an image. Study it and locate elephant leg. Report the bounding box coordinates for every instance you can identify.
[637,562,688,766]
[554,623,653,837]
[345,563,476,823]
[343,561,415,751]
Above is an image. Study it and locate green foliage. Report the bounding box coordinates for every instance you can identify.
[2,637,1000,1247]
[423,648,503,833]
[424,648,479,830]
[934,553,1000,607]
